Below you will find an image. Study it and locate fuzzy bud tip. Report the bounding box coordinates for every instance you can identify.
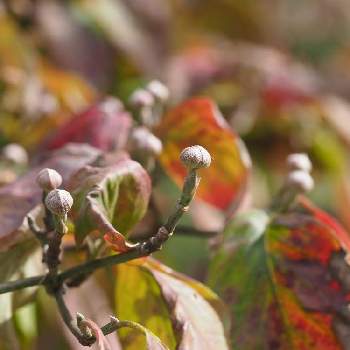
[147,80,169,102]
[287,170,314,193]
[180,145,211,170]
[2,143,28,165]
[130,127,162,156]
[287,153,312,173]
[36,168,62,190]
[45,189,73,217]
[129,89,154,108]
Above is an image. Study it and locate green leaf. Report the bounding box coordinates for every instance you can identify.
[14,303,37,345]
[209,202,350,349]
[115,258,229,350]
[113,319,169,350]
[71,158,151,250]
[115,261,176,350]
[0,239,43,350]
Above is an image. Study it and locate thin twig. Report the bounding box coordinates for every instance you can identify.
[54,288,94,346]
[132,225,218,241]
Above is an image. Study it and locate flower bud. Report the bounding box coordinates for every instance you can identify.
[45,189,73,217]
[129,89,154,108]
[286,170,314,193]
[147,80,169,102]
[287,153,312,173]
[130,127,162,156]
[36,168,62,191]
[2,143,28,165]
[180,145,211,170]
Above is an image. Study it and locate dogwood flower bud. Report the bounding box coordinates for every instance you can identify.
[36,168,62,191]
[130,127,162,156]
[129,89,154,108]
[287,153,312,173]
[147,80,169,102]
[2,143,28,165]
[45,189,73,217]
[180,145,211,170]
[286,170,314,193]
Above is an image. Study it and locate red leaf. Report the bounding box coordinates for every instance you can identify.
[209,203,350,349]
[155,97,250,211]
[45,97,132,151]
[299,196,350,253]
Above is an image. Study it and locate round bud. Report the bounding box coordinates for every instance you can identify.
[287,153,312,173]
[129,89,154,108]
[286,170,314,193]
[45,189,73,217]
[180,145,211,170]
[2,143,28,165]
[100,97,123,115]
[36,168,62,191]
[130,127,162,156]
[147,80,169,102]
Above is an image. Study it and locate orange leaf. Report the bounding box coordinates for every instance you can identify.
[155,98,250,211]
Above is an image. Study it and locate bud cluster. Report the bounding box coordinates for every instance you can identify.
[36,168,73,218]
[286,153,314,193]
[129,80,169,127]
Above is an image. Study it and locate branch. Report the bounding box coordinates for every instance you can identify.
[0,146,213,348]
[0,275,46,294]
[54,288,94,346]
[0,161,205,295]
[58,249,141,285]
[133,225,218,241]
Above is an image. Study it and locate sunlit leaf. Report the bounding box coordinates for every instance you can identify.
[209,202,350,349]
[155,97,250,212]
[71,158,151,249]
[112,318,169,350]
[115,258,229,350]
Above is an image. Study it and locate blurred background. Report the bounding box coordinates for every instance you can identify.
[1,0,350,348]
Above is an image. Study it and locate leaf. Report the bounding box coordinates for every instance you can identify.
[72,0,160,73]
[35,1,114,88]
[71,158,151,249]
[0,143,101,251]
[80,318,111,350]
[0,13,96,149]
[209,203,350,349]
[0,240,43,350]
[144,258,230,329]
[145,331,169,350]
[111,318,169,350]
[44,97,132,151]
[155,97,250,212]
[115,258,229,350]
